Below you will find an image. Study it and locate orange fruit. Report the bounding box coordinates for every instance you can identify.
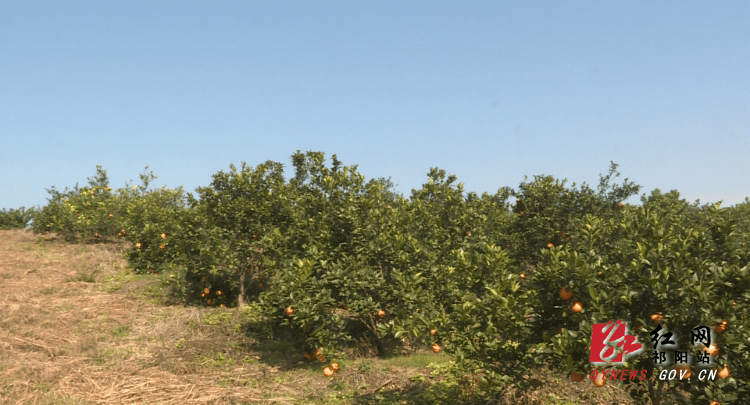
[136,242,142,248]
[286,306,295,316]
[201,293,205,298]
[465,231,472,236]
[109,213,114,218]
[331,363,340,372]
[317,353,325,362]
[161,233,166,238]
[516,198,520,203]
[207,299,213,305]
[717,366,729,378]
[216,291,222,296]
[651,314,664,324]
[593,373,606,387]
[430,329,436,336]
[520,211,525,216]
[559,286,574,301]
[704,343,719,357]
[520,273,526,279]
[674,364,692,379]
[710,401,720,405]
[715,320,728,334]
[377,309,385,318]
[571,302,582,313]
[570,371,585,382]
[547,242,553,249]
[121,229,126,235]
[323,367,334,377]
[618,202,624,208]
[432,343,442,353]
[160,245,165,249]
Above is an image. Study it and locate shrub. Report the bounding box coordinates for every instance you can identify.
[531,193,749,404]
[0,206,36,230]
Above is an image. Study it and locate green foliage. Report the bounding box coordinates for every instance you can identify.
[502,161,641,268]
[531,192,750,404]
[25,154,750,404]
[0,206,36,229]
[31,166,120,242]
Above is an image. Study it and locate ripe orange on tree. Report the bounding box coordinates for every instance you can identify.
[207,299,213,305]
[618,201,624,208]
[571,302,583,313]
[520,273,526,279]
[547,242,553,249]
[651,314,664,324]
[559,286,573,301]
[204,288,210,294]
[323,367,334,377]
[286,306,295,316]
[432,343,442,353]
[715,319,728,334]
[109,213,114,218]
[377,309,385,318]
[160,245,165,249]
[317,353,325,362]
[674,364,692,379]
[216,291,222,296]
[710,401,720,405]
[430,329,436,336]
[717,366,729,378]
[161,233,166,238]
[520,211,525,216]
[704,343,719,357]
[136,242,142,248]
[331,363,340,372]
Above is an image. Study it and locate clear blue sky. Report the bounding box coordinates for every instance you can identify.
[2,1,749,211]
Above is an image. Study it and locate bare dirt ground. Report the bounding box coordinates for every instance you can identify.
[0,229,686,404]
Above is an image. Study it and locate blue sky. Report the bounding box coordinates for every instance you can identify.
[2,1,748,211]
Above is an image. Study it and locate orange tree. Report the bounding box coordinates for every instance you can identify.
[502,161,641,269]
[0,206,36,230]
[161,159,293,308]
[32,166,120,241]
[257,151,411,359]
[115,168,192,274]
[377,168,541,398]
[530,190,749,405]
